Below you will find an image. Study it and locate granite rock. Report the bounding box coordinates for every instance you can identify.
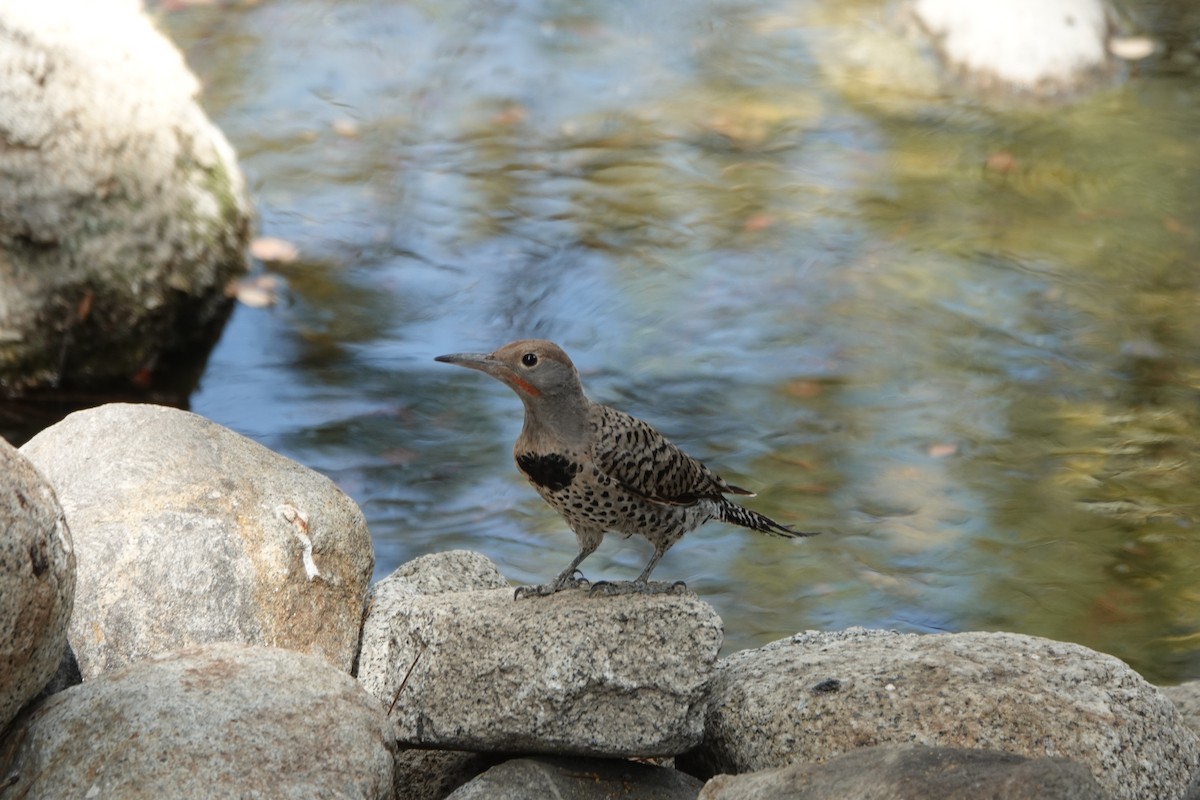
[687,628,1198,800]
[359,552,722,757]
[697,745,1107,800]
[0,642,395,798]
[21,404,373,677]
[0,439,74,729]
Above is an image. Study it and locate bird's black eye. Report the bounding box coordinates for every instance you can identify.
[521,352,538,368]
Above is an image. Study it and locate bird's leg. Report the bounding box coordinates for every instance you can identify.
[589,545,689,596]
[635,547,667,583]
[551,551,594,590]
[514,537,599,600]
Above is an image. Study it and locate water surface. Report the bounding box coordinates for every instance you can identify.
[160,0,1200,682]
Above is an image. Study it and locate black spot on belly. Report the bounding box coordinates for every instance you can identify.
[516,453,581,492]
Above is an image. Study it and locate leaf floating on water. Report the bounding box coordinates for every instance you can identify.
[984,150,1017,177]
[783,379,824,399]
[332,118,360,138]
[228,274,283,308]
[1163,216,1193,238]
[250,236,299,264]
[927,442,958,459]
[1108,36,1155,61]
[743,212,774,232]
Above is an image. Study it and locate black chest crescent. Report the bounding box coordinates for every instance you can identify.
[516,453,582,492]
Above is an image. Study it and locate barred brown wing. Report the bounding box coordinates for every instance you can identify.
[587,404,746,505]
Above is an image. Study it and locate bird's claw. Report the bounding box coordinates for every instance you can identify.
[513,574,591,600]
[588,579,691,597]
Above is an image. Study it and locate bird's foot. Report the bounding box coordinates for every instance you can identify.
[513,584,552,600]
[513,574,591,600]
[589,580,690,597]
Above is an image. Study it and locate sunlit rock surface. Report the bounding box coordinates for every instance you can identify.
[686,628,1199,800]
[20,403,373,677]
[359,551,722,757]
[0,0,250,396]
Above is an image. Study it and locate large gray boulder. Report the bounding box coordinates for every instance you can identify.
[0,0,249,395]
[697,745,1107,800]
[0,438,74,730]
[689,628,1198,800]
[20,403,373,677]
[359,552,723,757]
[0,642,395,798]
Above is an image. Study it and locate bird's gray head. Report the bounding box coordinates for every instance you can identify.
[435,340,589,440]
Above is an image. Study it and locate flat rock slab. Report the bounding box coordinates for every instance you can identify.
[447,756,703,800]
[698,745,1106,800]
[0,642,395,798]
[359,581,723,757]
[0,439,74,730]
[688,628,1199,800]
[20,403,373,678]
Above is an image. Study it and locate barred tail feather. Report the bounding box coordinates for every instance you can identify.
[717,501,820,538]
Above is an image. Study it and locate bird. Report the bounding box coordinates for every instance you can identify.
[435,339,818,596]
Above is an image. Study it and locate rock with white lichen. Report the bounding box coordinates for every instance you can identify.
[20,403,373,678]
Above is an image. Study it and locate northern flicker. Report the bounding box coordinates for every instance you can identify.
[436,339,818,595]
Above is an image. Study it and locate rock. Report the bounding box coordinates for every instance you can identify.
[388,549,510,594]
[365,553,511,798]
[30,644,82,705]
[0,642,395,798]
[446,756,703,800]
[0,438,74,730]
[908,0,1115,96]
[0,0,249,396]
[687,628,1198,800]
[1163,681,1200,740]
[20,403,373,678]
[394,749,501,800]
[358,554,722,757]
[697,745,1107,800]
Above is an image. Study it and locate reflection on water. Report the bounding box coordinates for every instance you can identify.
[155,0,1200,682]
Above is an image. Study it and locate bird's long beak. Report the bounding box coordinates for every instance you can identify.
[434,351,497,373]
[435,351,542,397]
